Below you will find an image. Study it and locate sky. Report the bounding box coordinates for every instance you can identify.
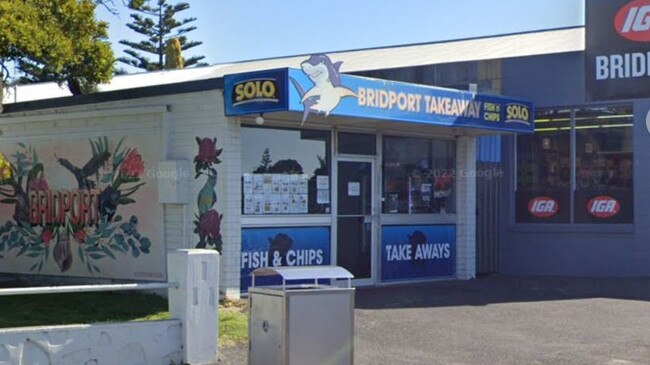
[97,0,585,72]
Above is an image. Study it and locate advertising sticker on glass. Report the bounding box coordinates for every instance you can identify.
[381,225,455,282]
[240,226,331,293]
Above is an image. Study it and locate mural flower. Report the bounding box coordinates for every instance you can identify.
[28,172,49,191]
[193,137,223,252]
[41,229,53,245]
[0,153,12,183]
[119,149,145,178]
[73,230,86,244]
[198,210,222,241]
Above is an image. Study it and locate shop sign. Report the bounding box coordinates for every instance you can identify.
[527,197,559,218]
[587,196,621,218]
[224,55,534,134]
[586,0,650,100]
[381,225,455,282]
[240,226,331,293]
[224,68,289,116]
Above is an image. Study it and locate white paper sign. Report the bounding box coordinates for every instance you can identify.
[316,176,329,190]
[348,182,360,197]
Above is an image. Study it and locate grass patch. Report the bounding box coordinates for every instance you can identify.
[219,300,248,346]
[0,292,169,328]
[0,292,250,347]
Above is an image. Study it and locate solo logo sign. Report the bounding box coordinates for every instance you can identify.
[587,196,620,218]
[232,78,279,106]
[505,103,531,125]
[615,0,650,42]
[528,197,559,218]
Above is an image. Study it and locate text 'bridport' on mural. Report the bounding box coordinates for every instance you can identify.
[0,137,152,274]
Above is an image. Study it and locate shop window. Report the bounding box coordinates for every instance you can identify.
[516,109,571,223]
[574,106,633,224]
[337,132,376,155]
[383,136,455,214]
[515,105,634,224]
[241,126,331,215]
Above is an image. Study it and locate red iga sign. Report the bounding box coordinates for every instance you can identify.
[587,196,621,218]
[615,0,650,42]
[528,197,559,218]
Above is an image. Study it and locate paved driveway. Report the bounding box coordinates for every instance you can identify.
[219,276,650,365]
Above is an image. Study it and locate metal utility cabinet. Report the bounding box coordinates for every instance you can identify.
[248,266,355,365]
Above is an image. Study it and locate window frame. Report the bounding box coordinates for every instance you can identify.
[512,103,635,230]
[240,124,333,218]
[381,135,457,216]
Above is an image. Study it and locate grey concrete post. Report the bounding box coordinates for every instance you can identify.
[168,249,220,365]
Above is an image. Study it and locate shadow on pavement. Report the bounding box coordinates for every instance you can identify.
[355,275,650,310]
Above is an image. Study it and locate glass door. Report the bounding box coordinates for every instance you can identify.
[336,159,375,285]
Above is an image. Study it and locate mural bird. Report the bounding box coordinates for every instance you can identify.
[197,174,217,215]
[57,151,111,190]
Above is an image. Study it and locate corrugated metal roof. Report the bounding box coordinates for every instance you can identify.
[2,27,584,105]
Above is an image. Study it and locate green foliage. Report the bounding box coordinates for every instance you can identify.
[165,37,184,69]
[119,0,206,71]
[0,0,115,95]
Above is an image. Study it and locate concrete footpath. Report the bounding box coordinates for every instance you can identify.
[219,276,650,364]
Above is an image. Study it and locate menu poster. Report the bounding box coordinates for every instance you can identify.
[272,175,282,194]
[253,174,264,194]
[263,175,273,194]
[263,194,273,214]
[243,195,254,215]
[271,194,282,214]
[253,195,264,215]
[243,174,254,195]
[299,174,308,194]
[281,175,290,194]
[290,175,300,194]
[281,194,291,213]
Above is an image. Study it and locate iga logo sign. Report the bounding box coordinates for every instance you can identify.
[528,197,559,218]
[615,0,650,42]
[587,196,620,218]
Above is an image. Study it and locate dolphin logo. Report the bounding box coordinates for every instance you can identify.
[290,54,356,125]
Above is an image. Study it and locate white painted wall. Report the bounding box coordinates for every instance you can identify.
[0,320,182,365]
[456,136,477,280]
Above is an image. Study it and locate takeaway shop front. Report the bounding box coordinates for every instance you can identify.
[225,57,533,293]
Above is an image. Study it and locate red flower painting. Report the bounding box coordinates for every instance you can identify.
[41,230,53,245]
[195,138,222,165]
[119,149,145,178]
[73,230,86,243]
[198,209,223,241]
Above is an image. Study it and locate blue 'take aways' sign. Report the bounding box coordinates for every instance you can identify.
[240,226,331,293]
[381,225,456,282]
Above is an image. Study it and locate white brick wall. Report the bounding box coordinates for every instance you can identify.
[456,136,477,280]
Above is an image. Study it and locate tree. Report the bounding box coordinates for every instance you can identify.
[164,38,183,69]
[253,148,273,174]
[118,0,206,71]
[0,0,115,95]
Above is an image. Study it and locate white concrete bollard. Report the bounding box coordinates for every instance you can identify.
[168,249,220,365]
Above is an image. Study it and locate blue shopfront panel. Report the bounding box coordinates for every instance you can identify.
[240,226,331,293]
[381,225,456,282]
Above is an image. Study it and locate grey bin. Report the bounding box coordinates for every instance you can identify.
[248,266,355,365]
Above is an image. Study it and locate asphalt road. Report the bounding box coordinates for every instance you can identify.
[219,276,650,365]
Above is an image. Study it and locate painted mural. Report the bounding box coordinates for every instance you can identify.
[0,135,164,280]
[193,137,223,252]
